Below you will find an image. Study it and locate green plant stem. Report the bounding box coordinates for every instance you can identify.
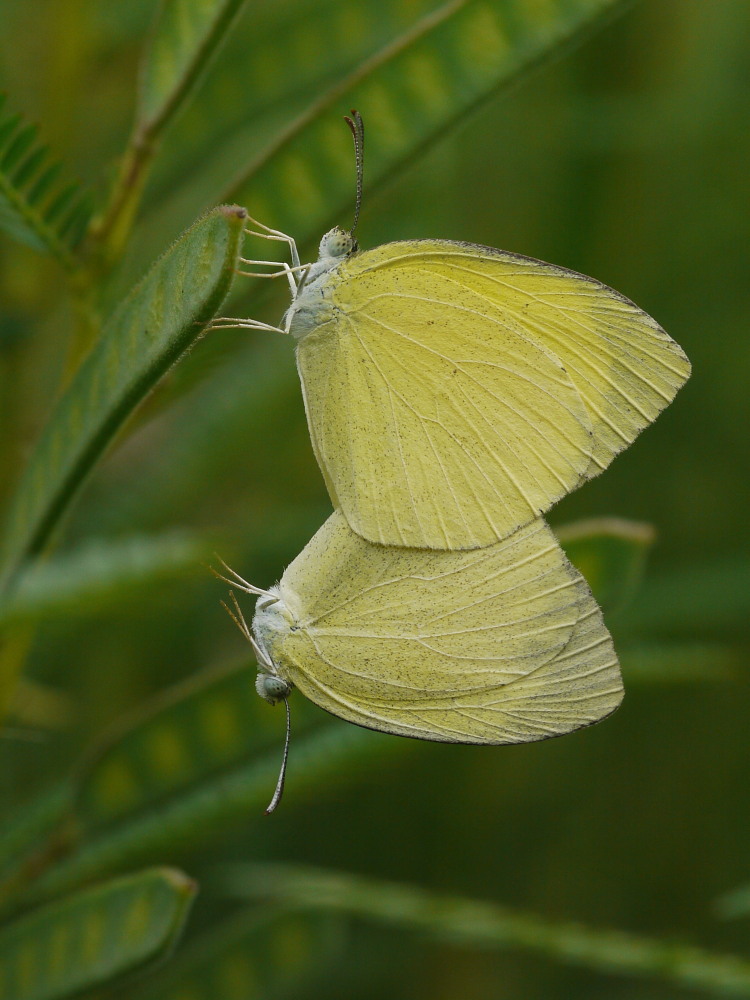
[87,132,156,279]
[88,0,250,284]
[225,864,750,997]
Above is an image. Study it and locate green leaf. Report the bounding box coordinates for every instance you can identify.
[142,0,451,210]
[0,204,247,597]
[556,517,655,613]
[715,883,750,921]
[619,557,750,637]
[0,782,75,891]
[24,721,407,909]
[0,658,285,916]
[74,660,282,832]
[223,0,633,238]
[0,867,195,1000]
[0,94,93,265]
[218,862,750,998]
[135,909,341,1000]
[138,0,251,139]
[0,532,209,627]
[620,641,738,684]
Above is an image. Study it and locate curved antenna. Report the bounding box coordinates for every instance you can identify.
[210,556,279,604]
[265,696,291,815]
[220,591,272,670]
[344,109,365,235]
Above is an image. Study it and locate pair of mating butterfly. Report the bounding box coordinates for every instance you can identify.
[214,111,690,812]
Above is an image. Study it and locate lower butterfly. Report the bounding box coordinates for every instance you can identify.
[216,511,623,812]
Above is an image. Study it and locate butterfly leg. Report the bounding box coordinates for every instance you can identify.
[244,215,301,271]
[206,317,287,335]
[237,258,307,297]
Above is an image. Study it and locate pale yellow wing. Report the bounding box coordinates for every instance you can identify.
[481,570,623,741]
[360,241,690,477]
[257,511,621,744]
[296,252,593,550]
[295,240,689,549]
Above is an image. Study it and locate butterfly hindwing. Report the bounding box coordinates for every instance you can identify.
[254,511,622,745]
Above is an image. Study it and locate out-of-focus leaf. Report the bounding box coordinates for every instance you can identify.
[141,0,444,213]
[0,94,93,264]
[0,532,208,627]
[6,678,74,730]
[715,883,750,921]
[556,517,655,613]
[138,0,250,139]
[619,558,750,637]
[0,204,247,597]
[224,0,633,240]
[0,782,74,889]
[218,862,750,998]
[87,336,329,550]
[0,867,195,1000]
[74,660,280,831]
[22,690,408,908]
[620,641,738,684]
[131,909,342,1000]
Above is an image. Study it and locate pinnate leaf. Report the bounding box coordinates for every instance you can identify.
[0,867,195,1000]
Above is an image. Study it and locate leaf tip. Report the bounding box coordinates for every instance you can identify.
[220,204,248,222]
[156,866,200,902]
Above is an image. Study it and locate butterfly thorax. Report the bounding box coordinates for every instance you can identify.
[286,226,358,340]
[252,587,296,702]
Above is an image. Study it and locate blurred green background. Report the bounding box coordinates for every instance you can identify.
[1,0,749,997]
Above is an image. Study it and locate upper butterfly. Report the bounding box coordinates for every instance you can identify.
[217,111,690,550]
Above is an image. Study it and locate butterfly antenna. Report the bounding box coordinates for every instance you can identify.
[344,109,364,236]
[210,555,278,603]
[265,696,291,815]
[221,592,272,668]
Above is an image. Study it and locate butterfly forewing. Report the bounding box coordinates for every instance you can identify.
[409,243,691,477]
[295,240,689,550]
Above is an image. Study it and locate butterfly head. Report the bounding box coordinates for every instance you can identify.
[252,587,295,704]
[255,670,291,704]
[318,226,358,262]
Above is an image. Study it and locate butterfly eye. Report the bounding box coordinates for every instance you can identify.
[256,672,291,704]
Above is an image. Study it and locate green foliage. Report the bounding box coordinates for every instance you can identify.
[0,0,746,997]
[138,0,251,136]
[0,95,93,266]
[219,863,750,997]
[0,204,246,594]
[22,717,397,910]
[225,0,633,245]
[131,909,341,1000]
[0,867,195,1000]
[557,517,655,613]
[0,532,208,627]
[715,883,750,921]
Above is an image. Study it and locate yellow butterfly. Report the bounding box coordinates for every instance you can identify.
[217,511,623,811]
[217,111,690,550]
